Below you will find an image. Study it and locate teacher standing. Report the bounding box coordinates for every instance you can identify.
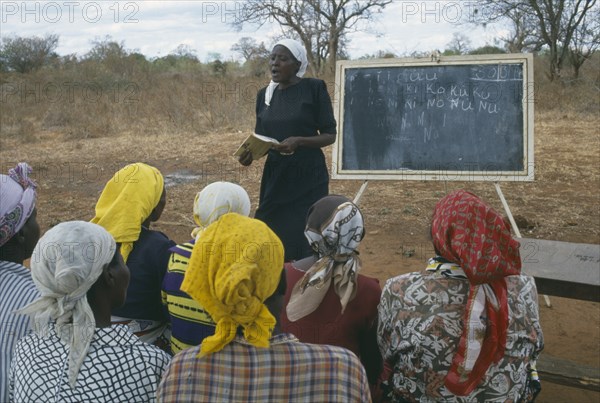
[238,39,336,262]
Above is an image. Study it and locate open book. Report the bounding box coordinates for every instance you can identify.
[233,133,280,160]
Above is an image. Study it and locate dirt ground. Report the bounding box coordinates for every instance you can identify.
[1,109,598,402]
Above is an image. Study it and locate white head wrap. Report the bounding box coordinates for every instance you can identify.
[18,221,117,388]
[191,182,251,240]
[286,201,365,321]
[264,39,309,106]
[0,162,37,247]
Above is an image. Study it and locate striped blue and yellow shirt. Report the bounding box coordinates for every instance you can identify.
[161,241,216,354]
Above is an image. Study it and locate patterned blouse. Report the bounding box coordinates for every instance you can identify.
[9,323,171,402]
[378,258,544,402]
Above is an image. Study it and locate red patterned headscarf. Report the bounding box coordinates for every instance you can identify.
[431,190,521,396]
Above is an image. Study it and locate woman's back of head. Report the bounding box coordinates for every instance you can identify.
[304,194,365,257]
[181,213,284,355]
[430,189,521,282]
[305,194,352,230]
[91,162,165,262]
[426,189,525,396]
[0,162,39,262]
[286,194,365,322]
[19,221,125,387]
[191,181,251,239]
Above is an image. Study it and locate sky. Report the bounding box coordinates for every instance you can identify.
[0,1,509,62]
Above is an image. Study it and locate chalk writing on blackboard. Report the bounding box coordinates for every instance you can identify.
[332,54,534,181]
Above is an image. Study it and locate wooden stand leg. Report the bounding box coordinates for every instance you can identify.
[353,180,369,205]
[494,182,552,308]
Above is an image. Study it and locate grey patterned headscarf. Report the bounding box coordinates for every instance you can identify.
[18,221,116,387]
[286,196,364,321]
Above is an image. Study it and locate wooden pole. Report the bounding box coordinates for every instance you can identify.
[353,180,369,205]
[494,182,552,308]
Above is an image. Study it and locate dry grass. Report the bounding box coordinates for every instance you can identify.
[0,67,266,142]
[1,53,597,142]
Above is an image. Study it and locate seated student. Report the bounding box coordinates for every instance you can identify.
[156,214,371,402]
[0,163,40,403]
[162,181,251,354]
[9,221,170,402]
[281,195,383,393]
[91,162,175,349]
[378,190,544,402]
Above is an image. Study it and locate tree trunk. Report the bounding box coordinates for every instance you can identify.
[573,64,581,79]
[327,28,338,77]
[548,43,561,81]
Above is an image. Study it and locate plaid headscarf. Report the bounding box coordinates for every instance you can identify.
[431,190,521,396]
[181,213,284,356]
[91,163,164,262]
[0,163,37,247]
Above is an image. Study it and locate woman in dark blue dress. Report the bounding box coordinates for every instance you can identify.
[238,39,336,262]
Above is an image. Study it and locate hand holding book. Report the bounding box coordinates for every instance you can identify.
[234,133,280,162]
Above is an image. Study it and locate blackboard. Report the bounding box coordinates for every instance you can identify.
[332,54,534,181]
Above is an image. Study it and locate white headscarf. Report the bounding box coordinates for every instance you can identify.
[264,39,309,106]
[18,221,117,388]
[0,162,37,247]
[191,182,251,240]
[286,201,365,321]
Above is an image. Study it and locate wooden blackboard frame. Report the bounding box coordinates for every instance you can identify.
[332,54,534,181]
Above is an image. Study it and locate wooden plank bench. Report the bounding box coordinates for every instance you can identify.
[519,238,600,391]
[519,238,599,302]
[537,354,600,391]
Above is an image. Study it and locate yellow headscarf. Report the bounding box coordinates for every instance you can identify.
[181,213,284,356]
[91,163,164,262]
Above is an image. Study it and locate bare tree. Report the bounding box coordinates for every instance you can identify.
[358,49,397,59]
[85,36,129,61]
[472,0,597,81]
[231,37,269,62]
[0,34,59,73]
[497,7,544,52]
[232,0,392,75]
[569,8,599,78]
[84,36,149,76]
[172,44,199,61]
[444,32,472,55]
